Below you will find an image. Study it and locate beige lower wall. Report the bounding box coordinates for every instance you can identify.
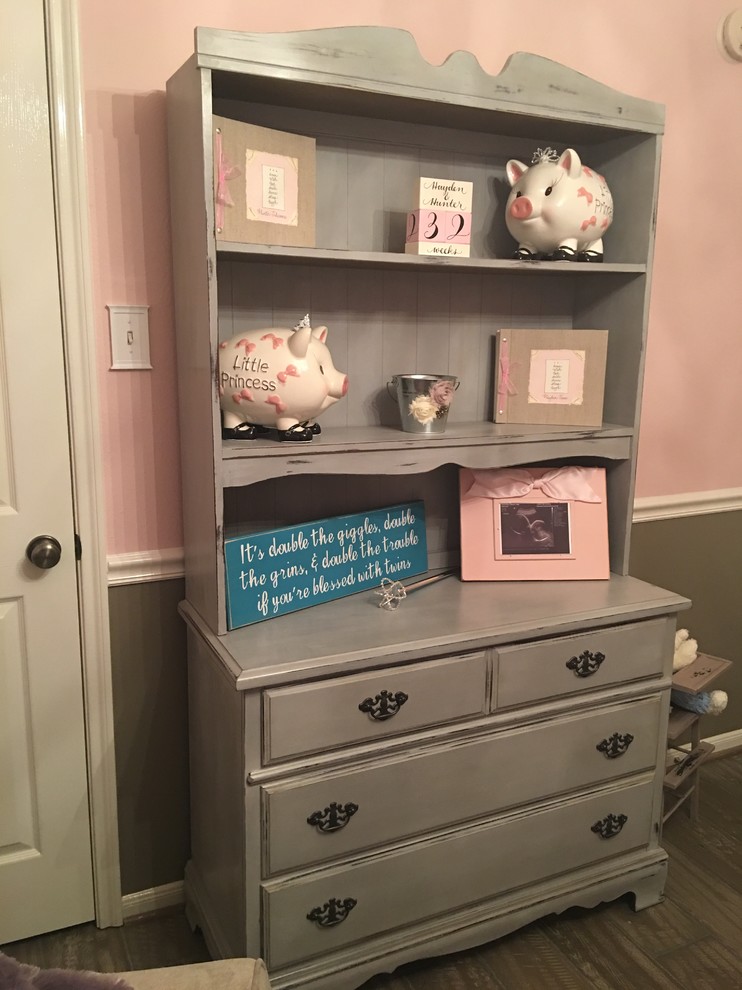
[109,511,742,894]
[109,580,190,896]
[629,509,742,737]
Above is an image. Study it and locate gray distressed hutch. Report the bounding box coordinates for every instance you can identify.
[166,26,689,990]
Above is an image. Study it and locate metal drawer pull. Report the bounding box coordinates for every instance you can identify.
[307,802,359,833]
[358,689,409,721]
[566,649,606,678]
[596,732,634,759]
[307,897,357,927]
[591,813,628,839]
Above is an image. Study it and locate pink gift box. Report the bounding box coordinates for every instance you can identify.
[459,466,610,581]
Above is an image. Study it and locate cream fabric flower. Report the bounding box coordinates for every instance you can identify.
[408,395,439,424]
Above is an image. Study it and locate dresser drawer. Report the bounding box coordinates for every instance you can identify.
[263,651,488,762]
[263,695,662,874]
[495,618,669,710]
[263,777,654,968]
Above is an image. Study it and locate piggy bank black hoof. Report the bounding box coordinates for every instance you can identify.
[545,246,577,262]
[222,423,260,440]
[577,250,604,263]
[278,424,314,442]
[309,422,321,436]
[513,247,537,261]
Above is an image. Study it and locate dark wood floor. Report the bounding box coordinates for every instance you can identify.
[4,753,742,989]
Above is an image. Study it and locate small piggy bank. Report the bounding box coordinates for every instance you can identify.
[219,316,348,442]
[505,147,613,262]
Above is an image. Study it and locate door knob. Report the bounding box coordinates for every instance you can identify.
[26,535,62,569]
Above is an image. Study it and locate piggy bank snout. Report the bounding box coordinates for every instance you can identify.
[509,196,533,220]
[342,375,349,397]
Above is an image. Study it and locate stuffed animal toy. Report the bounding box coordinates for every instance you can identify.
[671,628,729,716]
[673,628,698,672]
[671,688,728,716]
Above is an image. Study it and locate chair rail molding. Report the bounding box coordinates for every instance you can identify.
[633,487,742,523]
[108,548,187,586]
[107,490,742,585]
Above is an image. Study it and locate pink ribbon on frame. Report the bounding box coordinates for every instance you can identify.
[214,129,240,232]
[496,335,518,417]
[466,466,602,503]
[498,357,519,397]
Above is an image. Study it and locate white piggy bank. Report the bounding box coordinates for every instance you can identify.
[219,317,348,442]
[505,147,613,262]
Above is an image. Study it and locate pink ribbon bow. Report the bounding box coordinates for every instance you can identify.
[466,466,602,503]
[215,130,240,231]
[498,357,518,397]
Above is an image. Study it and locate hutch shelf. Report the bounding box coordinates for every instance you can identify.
[167,26,689,990]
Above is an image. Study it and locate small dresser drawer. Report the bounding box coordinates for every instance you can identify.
[263,777,654,968]
[263,695,661,874]
[495,617,670,710]
[263,651,488,762]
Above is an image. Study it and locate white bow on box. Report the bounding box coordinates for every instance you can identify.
[465,466,602,503]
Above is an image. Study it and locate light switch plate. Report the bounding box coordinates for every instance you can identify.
[108,305,152,370]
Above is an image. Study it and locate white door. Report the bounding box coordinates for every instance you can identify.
[0,0,95,942]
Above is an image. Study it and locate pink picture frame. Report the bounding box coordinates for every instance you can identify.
[459,466,610,581]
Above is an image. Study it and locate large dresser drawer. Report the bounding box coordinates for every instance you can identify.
[263,651,488,762]
[263,695,662,874]
[263,777,654,968]
[495,617,671,710]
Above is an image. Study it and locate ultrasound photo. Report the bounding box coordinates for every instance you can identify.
[498,502,572,556]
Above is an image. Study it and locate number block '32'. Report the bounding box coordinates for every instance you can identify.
[405,176,473,258]
[405,210,472,257]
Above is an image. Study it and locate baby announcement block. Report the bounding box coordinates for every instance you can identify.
[405,177,473,257]
[224,502,428,628]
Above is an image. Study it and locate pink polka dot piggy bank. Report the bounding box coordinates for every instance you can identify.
[219,316,348,442]
[505,147,613,262]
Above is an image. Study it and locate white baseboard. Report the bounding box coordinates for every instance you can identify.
[704,727,742,756]
[673,727,742,758]
[122,880,185,920]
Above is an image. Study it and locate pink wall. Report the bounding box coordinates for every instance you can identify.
[79,0,742,555]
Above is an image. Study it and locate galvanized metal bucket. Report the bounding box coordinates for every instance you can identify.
[387,374,459,434]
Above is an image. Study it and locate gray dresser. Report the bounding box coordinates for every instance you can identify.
[167,26,689,990]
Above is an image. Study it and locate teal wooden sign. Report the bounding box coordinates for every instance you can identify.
[224,501,428,629]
